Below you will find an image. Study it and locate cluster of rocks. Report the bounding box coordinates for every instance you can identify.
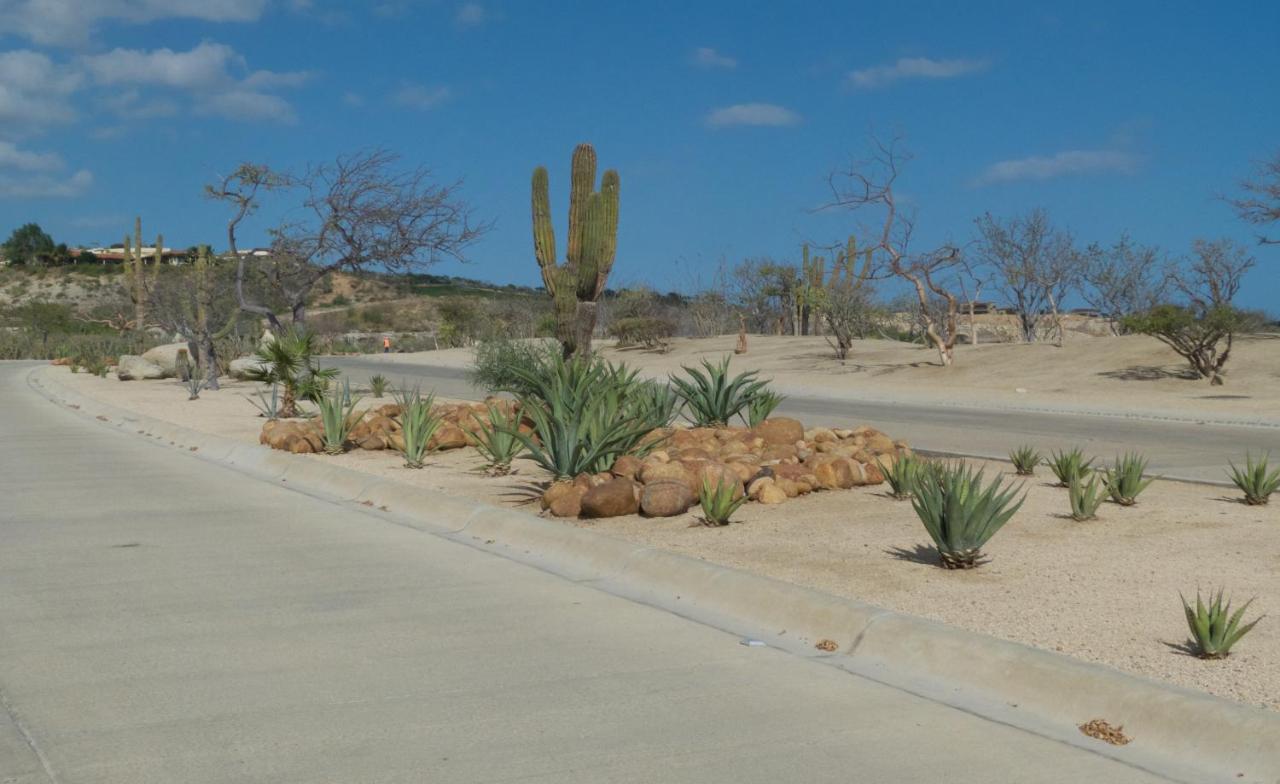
[541,417,907,519]
[259,399,522,455]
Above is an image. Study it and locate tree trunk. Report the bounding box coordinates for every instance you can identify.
[200,334,220,391]
[572,301,598,358]
[291,300,307,328]
[968,301,978,346]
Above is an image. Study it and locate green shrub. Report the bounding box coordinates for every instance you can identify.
[608,316,676,350]
[1046,447,1094,488]
[1068,474,1106,521]
[369,374,389,398]
[1227,452,1280,505]
[1103,452,1155,506]
[670,356,769,427]
[473,402,524,475]
[745,390,785,428]
[469,337,561,397]
[911,461,1025,569]
[399,394,442,469]
[699,477,746,526]
[1181,588,1262,659]
[244,328,338,418]
[317,388,362,455]
[1009,445,1042,476]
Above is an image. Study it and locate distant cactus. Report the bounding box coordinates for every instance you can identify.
[810,235,876,358]
[531,143,620,358]
[123,216,161,334]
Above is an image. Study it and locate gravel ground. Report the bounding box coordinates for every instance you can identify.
[55,369,1280,710]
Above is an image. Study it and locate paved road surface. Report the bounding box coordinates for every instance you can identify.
[0,363,1176,782]
[330,357,1279,483]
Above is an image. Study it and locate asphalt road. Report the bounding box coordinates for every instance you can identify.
[0,363,1177,783]
[329,356,1279,483]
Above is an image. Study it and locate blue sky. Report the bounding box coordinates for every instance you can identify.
[0,0,1277,310]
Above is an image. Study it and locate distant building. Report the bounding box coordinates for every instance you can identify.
[82,246,189,265]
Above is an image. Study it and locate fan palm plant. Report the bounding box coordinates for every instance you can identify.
[244,328,338,418]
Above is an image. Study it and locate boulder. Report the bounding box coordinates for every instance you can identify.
[141,343,190,377]
[692,462,744,500]
[228,356,269,380]
[754,417,804,446]
[429,425,469,451]
[861,461,886,485]
[610,454,642,480]
[542,481,587,518]
[116,355,165,381]
[758,482,789,504]
[580,478,640,518]
[640,480,694,517]
[638,460,692,488]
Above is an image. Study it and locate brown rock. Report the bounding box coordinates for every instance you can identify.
[725,461,757,484]
[761,444,798,463]
[357,433,387,450]
[758,483,788,504]
[430,425,468,451]
[639,460,692,488]
[542,481,587,518]
[754,417,805,446]
[692,462,744,499]
[747,476,774,500]
[580,478,641,518]
[813,459,855,490]
[611,454,643,480]
[677,447,715,462]
[640,480,694,517]
[861,461,886,485]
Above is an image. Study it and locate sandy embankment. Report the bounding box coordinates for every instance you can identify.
[53,368,1280,710]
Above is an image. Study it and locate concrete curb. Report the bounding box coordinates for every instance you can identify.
[27,366,1280,784]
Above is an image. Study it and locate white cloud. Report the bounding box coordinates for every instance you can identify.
[973,149,1140,185]
[692,47,736,69]
[705,103,800,128]
[0,0,266,46]
[83,42,241,89]
[847,56,988,89]
[97,89,180,119]
[200,90,297,123]
[454,2,487,28]
[0,50,80,132]
[394,83,451,110]
[0,140,62,171]
[0,168,92,199]
[243,69,313,90]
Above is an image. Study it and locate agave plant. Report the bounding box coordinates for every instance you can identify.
[243,328,338,418]
[183,369,205,401]
[625,380,681,431]
[911,461,1025,569]
[699,477,747,526]
[399,393,442,469]
[473,402,525,475]
[249,383,281,420]
[1009,445,1042,476]
[1227,452,1280,506]
[1103,452,1155,506]
[1046,447,1094,488]
[879,453,926,501]
[369,374,389,398]
[1181,588,1263,659]
[316,387,363,455]
[1068,474,1106,521]
[670,356,770,427]
[745,390,785,428]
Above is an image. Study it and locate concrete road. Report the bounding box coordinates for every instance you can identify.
[0,363,1177,782]
[329,357,1279,483]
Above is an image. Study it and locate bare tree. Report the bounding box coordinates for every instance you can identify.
[825,138,963,366]
[1173,238,1255,309]
[1079,233,1168,334]
[207,149,488,330]
[1229,149,1280,245]
[973,209,1077,344]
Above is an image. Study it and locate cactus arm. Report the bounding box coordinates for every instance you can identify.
[531,166,558,292]
[565,143,596,268]
[592,169,619,297]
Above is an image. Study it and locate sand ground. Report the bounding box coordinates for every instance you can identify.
[375,332,1280,424]
[54,368,1280,710]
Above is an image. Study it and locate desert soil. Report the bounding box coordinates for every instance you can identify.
[376,332,1280,424]
[53,368,1280,710]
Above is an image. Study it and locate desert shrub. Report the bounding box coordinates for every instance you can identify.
[469,337,561,397]
[473,402,524,475]
[745,389,785,428]
[1124,304,1253,386]
[1046,447,1094,488]
[1227,453,1280,505]
[911,461,1025,569]
[1009,445,1042,476]
[670,356,769,427]
[399,394,442,468]
[699,477,747,526]
[434,296,486,347]
[369,374,389,398]
[243,328,338,418]
[822,286,880,360]
[1103,452,1155,506]
[317,386,362,455]
[879,453,927,501]
[608,316,675,350]
[183,371,205,400]
[1068,474,1106,521]
[507,354,664,479]
[1181,588,1262,659]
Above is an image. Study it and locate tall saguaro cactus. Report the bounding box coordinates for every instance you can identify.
[123,216,161,334]
[531,143,620,358]
[797,234,874,335]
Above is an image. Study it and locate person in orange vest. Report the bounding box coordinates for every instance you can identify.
[382,335,391,354]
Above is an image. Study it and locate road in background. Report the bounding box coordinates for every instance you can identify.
[329,357,1278,483]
